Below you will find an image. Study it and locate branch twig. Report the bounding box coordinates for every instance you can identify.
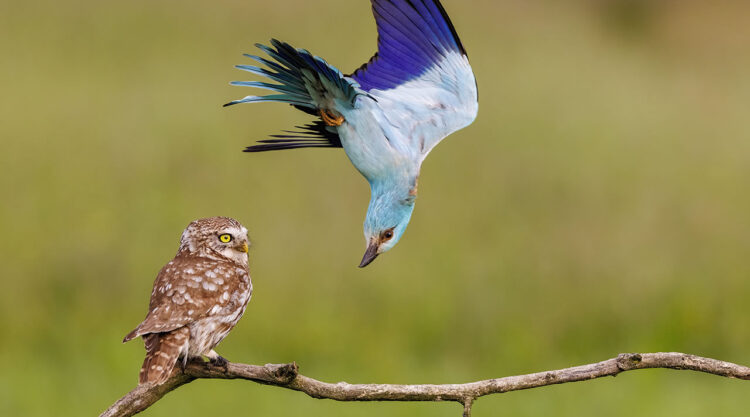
[100,352,750,417]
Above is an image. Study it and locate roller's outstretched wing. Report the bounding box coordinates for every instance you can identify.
[350,0,478,158]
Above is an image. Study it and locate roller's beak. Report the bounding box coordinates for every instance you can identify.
[358,241,380,268]
[236,242,249,253]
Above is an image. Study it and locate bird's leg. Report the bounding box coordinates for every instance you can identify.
[320,108,345,126]
[206,349,229,370]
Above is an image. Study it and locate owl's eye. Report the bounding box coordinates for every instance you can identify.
[219,234,233,243]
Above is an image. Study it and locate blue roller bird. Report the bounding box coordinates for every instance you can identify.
[225,0,478,267]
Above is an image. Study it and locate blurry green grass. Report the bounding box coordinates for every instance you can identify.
[0,0,748,416]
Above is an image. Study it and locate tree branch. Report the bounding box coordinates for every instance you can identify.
[100,352,750,417]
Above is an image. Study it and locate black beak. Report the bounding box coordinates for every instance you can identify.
[358,242,380,268]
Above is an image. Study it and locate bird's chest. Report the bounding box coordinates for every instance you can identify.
[188,272,252,356]
[338,103,417,180]
[188,317,227,355]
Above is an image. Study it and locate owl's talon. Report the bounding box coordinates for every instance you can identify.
[180,356,200,372]
[210,355,229,369]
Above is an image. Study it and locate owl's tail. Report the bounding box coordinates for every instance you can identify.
[139,327,190,385]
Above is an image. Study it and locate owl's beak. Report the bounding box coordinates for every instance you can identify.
[358,241,379,268]
[236,242,249,253]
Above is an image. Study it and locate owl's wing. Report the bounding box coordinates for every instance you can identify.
[349,0,478,159]
[123,257,246,342]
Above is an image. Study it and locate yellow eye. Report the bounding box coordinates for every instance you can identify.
[219,234,233,243]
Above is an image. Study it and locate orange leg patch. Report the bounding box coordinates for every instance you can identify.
[320,109,345,126]
[409,176,419,197]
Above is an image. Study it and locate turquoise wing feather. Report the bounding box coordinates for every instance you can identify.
[226,39,364,151]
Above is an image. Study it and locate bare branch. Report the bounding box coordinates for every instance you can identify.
[100,352,750,417]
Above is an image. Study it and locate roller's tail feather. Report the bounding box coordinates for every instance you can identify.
[227,39,369,152]
[225,38,361,109]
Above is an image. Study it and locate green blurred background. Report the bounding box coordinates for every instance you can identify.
[1,0,748,415]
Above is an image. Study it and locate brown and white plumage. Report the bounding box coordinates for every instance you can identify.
[123,217,252,385]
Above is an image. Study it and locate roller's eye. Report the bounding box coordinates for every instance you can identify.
[219,234,233,243]
[383,229,394,240]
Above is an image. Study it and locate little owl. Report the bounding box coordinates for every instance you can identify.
[123,217,252,385]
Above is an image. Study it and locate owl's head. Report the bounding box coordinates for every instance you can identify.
[178,217,250,265]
